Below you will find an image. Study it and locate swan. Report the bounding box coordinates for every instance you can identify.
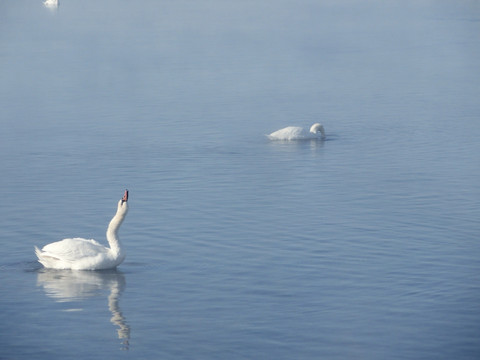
[267,123,326,141]
[35,190,129,270]
[44,0,59,8]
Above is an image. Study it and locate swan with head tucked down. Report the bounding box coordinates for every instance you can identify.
[267,123,326,141]
[35,190,129,270]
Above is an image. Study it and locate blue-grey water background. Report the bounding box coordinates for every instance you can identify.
[1,1,480,359]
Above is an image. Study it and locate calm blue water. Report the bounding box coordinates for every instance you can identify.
[1,0,480,359]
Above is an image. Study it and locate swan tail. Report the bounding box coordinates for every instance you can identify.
[34,246,43,259]
[35,246,61,268]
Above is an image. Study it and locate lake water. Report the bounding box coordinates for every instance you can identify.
[1,0,480,359]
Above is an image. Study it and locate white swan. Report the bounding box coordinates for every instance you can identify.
[267,123,326,141]
[35,190,129,270]
[44,0,59,8]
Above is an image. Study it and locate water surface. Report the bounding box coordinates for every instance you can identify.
[1,1,479,359]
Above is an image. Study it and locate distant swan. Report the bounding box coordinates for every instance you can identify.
[35,190,129,270]
[44,0,59,7]
[268,123,326,140]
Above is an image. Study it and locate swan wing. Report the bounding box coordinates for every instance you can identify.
[40,238,107,262]
[268,126,305,140]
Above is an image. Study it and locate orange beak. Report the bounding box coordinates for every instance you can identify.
[122,189,128,203]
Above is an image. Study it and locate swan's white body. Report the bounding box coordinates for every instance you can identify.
[268,123,326,141]
[35,191,129,270]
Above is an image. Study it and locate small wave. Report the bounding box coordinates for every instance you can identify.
[0,260,42,273]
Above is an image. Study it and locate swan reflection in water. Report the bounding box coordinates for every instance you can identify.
[36,269,130,350]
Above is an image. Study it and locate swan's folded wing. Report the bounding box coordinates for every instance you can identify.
[268,126,304,140]
[40,238,107,262]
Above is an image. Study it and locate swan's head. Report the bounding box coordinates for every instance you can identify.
[117,189,129,214]
[310,123,326,138]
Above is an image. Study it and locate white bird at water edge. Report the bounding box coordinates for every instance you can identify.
[35,190,129,270]
[267,123,326,141]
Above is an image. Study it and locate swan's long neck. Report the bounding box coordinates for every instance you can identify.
[319,127,326,139]
[106,205,128,255]
[310,124,326,138]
